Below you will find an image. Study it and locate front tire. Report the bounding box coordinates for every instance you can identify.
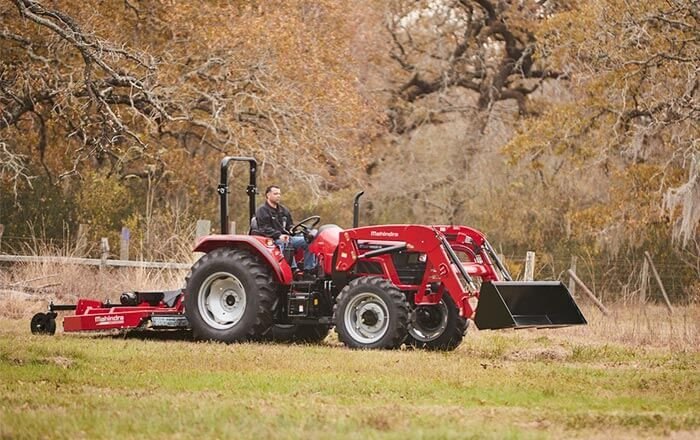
[185,248,275,342]
[406,293,467,351]
[334,276,409,349]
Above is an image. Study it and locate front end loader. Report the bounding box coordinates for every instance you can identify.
[31,156,586,350]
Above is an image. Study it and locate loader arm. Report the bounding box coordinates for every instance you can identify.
[335,224,587,329]
[335,225,483,318]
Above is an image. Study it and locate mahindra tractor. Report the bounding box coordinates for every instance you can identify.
[31,157,586,350]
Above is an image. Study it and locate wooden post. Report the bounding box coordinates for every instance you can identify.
[229,221,237,235]
[0,224,4,251]
[568,255,577,297]
[524,251,535,281]
[76,224,88,256]
[100,238,110,270]
[640,258,649,304]
[195,220,211,243]
[567,269,611,316]
[194,220,211,261]
[644,251,673,314]
[120,227,130,261]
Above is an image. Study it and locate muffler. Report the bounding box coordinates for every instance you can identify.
[473,281,587,330]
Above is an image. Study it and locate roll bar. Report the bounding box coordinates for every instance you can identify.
[218,156,257,234]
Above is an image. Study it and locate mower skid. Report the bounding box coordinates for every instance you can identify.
[473,281,587,330]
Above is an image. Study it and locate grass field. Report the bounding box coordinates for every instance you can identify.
[1,300,698,439]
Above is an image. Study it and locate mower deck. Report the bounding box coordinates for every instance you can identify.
[31,290,187,335]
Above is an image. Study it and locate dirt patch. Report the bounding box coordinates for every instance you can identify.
[46,356,74,369]
[505,346,570,361]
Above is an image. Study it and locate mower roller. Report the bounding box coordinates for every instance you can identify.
[32,156,586,350]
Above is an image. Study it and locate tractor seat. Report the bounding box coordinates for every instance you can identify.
[249,216,260,235]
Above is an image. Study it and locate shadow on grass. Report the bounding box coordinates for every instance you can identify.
[104,329,332,346]
[108,329,195,341]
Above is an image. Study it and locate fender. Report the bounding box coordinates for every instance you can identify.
[309,225,343,275]
[193,234,293,284]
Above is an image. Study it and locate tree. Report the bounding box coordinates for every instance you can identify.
[384,0,566,133]
[1,0,381,249]
[502,0,699,294]
[365,0,571,238]
[508,0,699,247]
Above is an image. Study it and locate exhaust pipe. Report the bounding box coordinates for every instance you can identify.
[352,191,364,228]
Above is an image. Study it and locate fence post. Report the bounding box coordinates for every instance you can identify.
[567,269,610,316]
[120,227,130,261]
[195,220,211,243]
[640,257,650,304]
[644,251,673,314]
[194,220,211,261]
[524,251,535,281]
[76,224,89,256]
[568,255,577,297]
[100,237,110,270]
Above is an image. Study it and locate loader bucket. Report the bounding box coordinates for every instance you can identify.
[474,281,587,330]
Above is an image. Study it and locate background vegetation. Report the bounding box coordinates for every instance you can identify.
[1,0,698,301]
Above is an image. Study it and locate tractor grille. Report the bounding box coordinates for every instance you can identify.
[391,253,426,285]
[355,261,383,275]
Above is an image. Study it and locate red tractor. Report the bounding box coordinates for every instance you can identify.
[31,156,586,350]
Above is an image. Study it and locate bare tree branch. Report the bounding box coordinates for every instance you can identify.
[385,0,565,133]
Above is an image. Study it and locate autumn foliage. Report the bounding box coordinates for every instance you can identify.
[1,0,698,299]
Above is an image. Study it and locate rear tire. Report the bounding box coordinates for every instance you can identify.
[334,276,409,349]
[185,248,275,342]
[271,324,330,343]
[406,293,467,351]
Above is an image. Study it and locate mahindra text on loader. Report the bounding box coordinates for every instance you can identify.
[31,156,587,350]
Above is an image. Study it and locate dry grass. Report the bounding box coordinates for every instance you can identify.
[2,239,697,440]
[566,303,700,350]
[1,313,698,439]
[0,261,188,317]
[0,261,698,439]
[1,260,699,352]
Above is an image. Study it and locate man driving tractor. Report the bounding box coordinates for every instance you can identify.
[253,185,316,273]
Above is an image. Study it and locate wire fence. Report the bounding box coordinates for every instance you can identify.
[0,254,190,270]
[1,228,697,302]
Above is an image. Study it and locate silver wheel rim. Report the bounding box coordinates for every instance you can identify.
[343,291,389,344]
[409,299,448,342]
[198,272,247,330]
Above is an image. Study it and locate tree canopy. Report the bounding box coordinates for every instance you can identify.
[1,0,698,298]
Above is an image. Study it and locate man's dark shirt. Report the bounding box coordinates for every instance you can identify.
[254,202,293,239]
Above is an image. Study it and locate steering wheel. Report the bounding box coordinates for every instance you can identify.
[290,215,321,235]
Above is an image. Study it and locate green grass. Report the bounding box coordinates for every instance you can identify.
[1,318,699,439]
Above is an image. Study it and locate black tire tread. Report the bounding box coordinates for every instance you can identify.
[30,312,56,335]
[334,276,410,349]
[406,294,468,351]
[185,247,276,342]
